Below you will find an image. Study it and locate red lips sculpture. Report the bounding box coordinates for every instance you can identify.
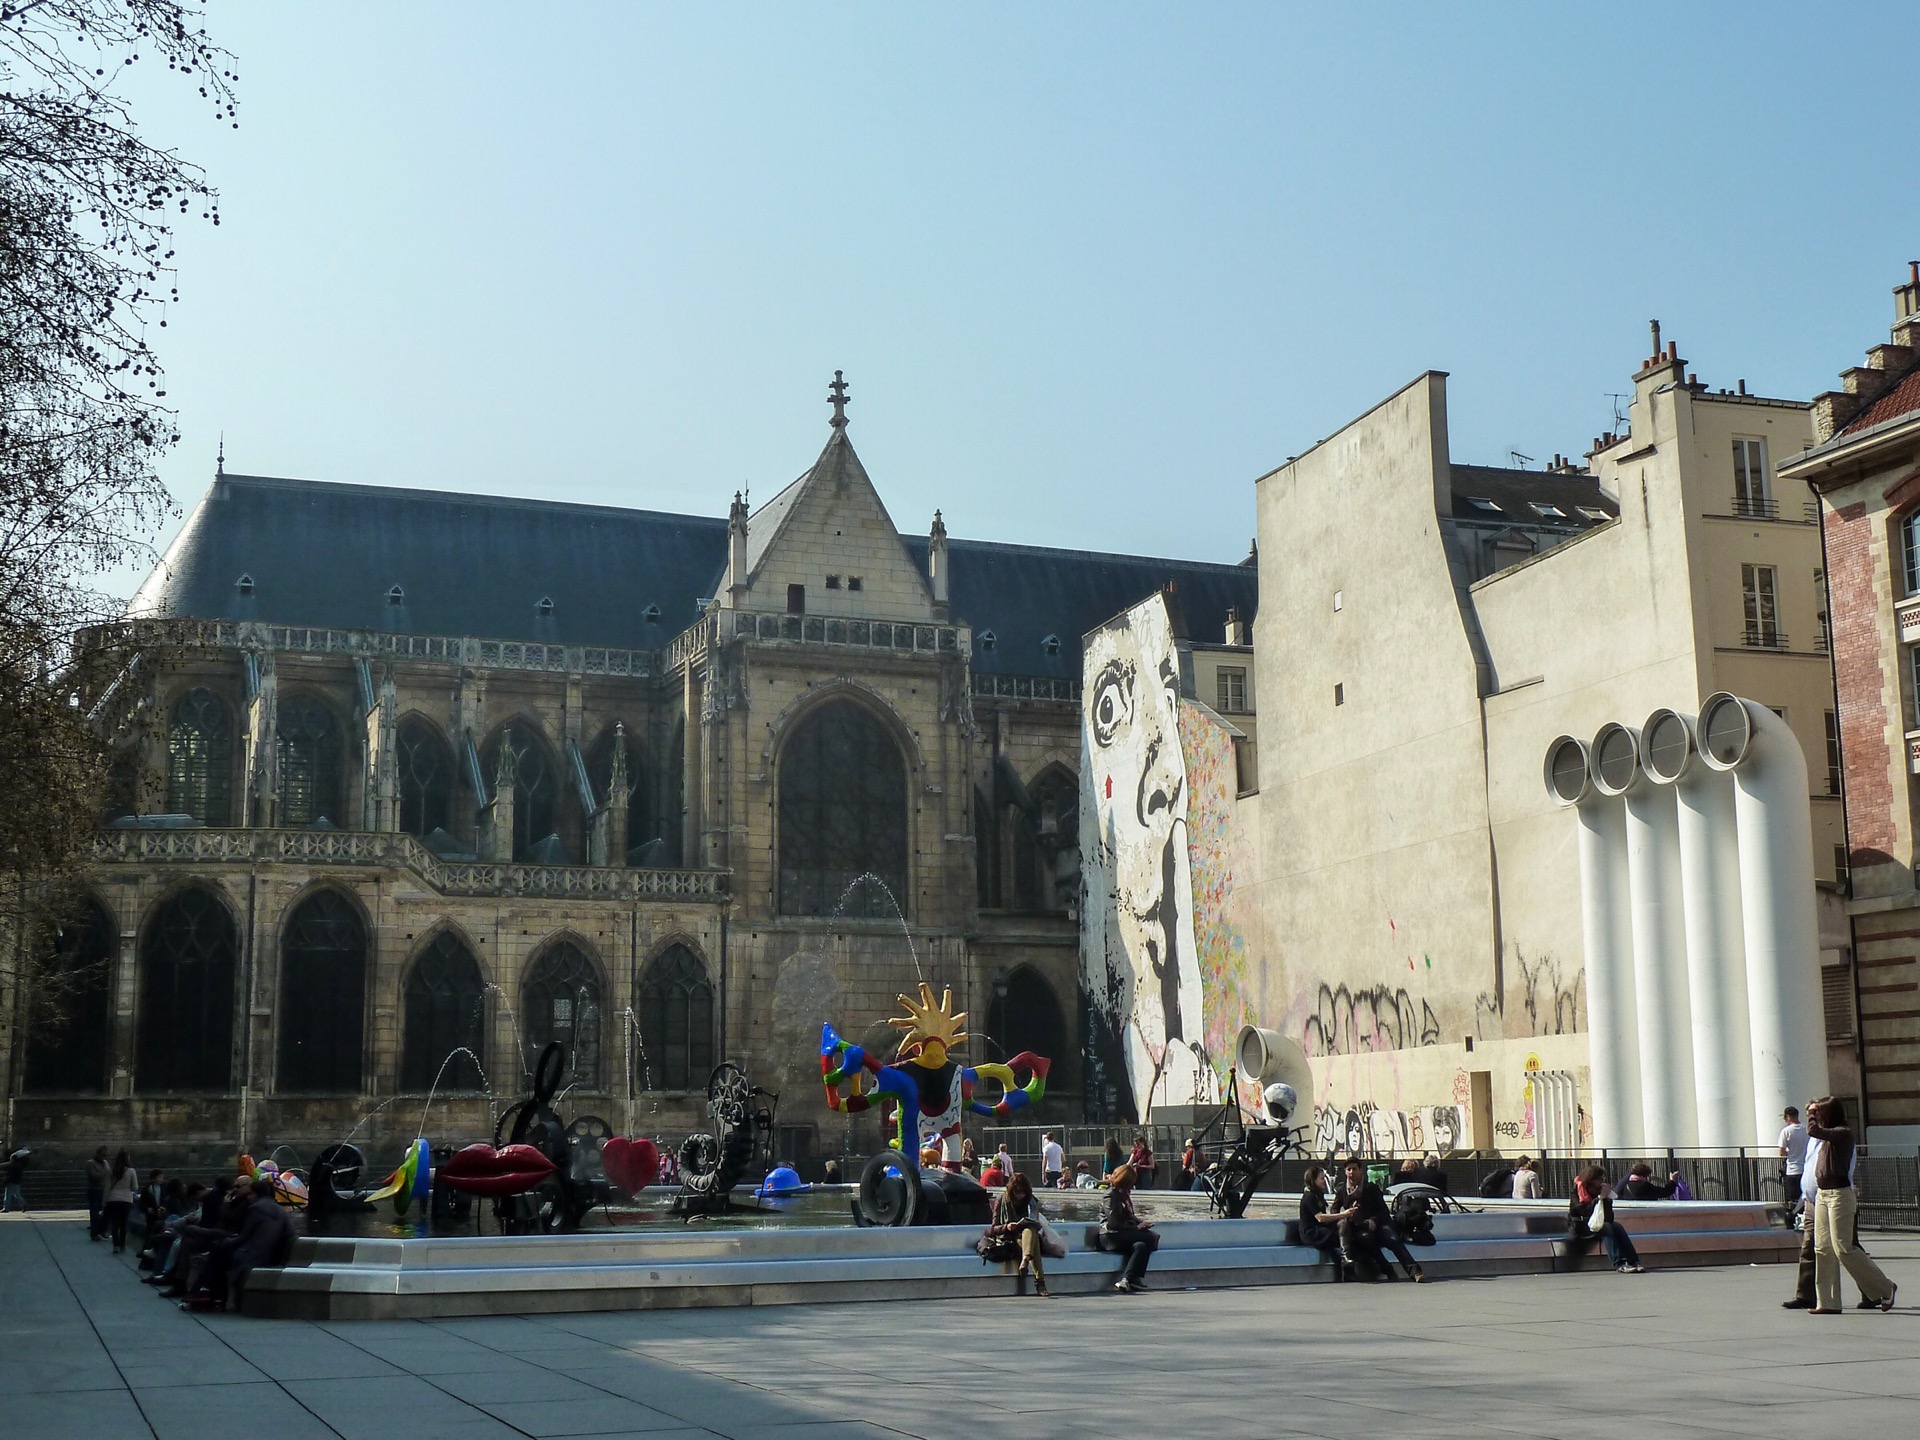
[600,1136,661,1195]
[437,1142,557,1198]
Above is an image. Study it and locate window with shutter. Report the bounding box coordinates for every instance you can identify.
[1821,965,1855,1043]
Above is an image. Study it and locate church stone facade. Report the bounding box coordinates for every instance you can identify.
[6,396,1255,1171]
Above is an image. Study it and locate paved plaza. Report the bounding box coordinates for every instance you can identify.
[2,1212,1916,1440]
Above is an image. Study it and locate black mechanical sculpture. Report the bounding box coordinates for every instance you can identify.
[671,1061,780,1217]
[1193,1065,1312,1219]
[491,1041,614,1232]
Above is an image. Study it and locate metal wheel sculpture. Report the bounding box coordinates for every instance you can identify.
[671,1061,770,1215]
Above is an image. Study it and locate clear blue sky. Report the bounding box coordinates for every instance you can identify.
[115,2,1920,598]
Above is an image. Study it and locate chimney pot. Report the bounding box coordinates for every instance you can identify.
[1738,379,1747,395]
[1910,260,1918,285]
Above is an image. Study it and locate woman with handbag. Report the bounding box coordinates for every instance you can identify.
[1566,1165,1643,1273]
[979,1172,1051,1296]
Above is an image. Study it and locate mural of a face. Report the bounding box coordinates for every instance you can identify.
[1081,595,1209,1112]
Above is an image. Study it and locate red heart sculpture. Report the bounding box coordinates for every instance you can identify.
[437,1142,556,1197]
[601,1136,661,1195]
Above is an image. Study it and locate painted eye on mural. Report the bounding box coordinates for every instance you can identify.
[1090,661,1133,748]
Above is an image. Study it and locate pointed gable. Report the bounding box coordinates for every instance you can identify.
[739,427,936,620]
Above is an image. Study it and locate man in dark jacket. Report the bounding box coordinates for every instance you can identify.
[1618,1163,1681,1200]
[84,1147,108,1236]
[194,1179,294,1311]
[1334,1159,1425,1282]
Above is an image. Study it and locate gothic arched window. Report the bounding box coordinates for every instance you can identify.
[397,719,452,838]
[166,688,233,825]
[637,944,713,1091]
[276,890,367,1093]
[277,694,343,825]
[485,728,558,862]
[1014,765,1080,914]
[523,940,602,1088]
[23,899,115,1094]
[401,931,486,1091]
[984,966,1067,1071]
[135,888,237,1093]
[777,700,907,918]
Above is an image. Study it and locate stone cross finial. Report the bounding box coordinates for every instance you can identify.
[828,370,850,430]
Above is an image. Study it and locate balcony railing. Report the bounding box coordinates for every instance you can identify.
[77,618,655,679]
[970,673,1080,703]
[1742,627,1789,651]
[1730,494,1779,519]
[92,827,729,902]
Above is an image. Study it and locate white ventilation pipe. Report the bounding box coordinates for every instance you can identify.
[1697,694,1828,1142]
[1545,735,1642,1149]
[1645,708,1756,1149]
[1599,722,1699,1148]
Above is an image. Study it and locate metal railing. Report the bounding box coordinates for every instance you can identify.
[1742,626,1789,651]
[77,618,656,679]
[1731,494,1780,519]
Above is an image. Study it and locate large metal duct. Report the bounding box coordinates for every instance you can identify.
[1643,708,1756,1149]
[1696,694,1828,1143]
[1598,722,1698,1149]
[1545,734,1643,1149]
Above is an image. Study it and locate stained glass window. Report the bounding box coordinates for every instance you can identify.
[135,888,237,1093]
[23,899,115,1094]
[401,931,486,1092]
[166,688,233,825]
[777,701,907,918]
[637,945,713,1092]
[277,890,366,1093]
[276,694,343,825]
[397,719,452,837]
[485,729,558,862]
[523,941,601,1088]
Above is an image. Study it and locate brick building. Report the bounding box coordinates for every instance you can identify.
[1788,264,1920,1145]
[0,389,1256,1170]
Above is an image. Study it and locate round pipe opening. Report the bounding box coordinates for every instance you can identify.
[1544,735,1590,805]
[1590,722,1640,796]
[1641,708,1693,784]
[1697,692,1752,771]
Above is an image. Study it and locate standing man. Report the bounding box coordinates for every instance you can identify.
[1040,1132,1064,1190]
[1777,1106,1808,1215]
[1,1147,27,1212]
[84,1146,109,1240]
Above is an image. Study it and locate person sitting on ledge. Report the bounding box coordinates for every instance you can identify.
[1617,1162,1682,1200]
[1297,1164,1348,1272]
[1567,1165,1644,1274]
[1074,1160,1097,1189]
[1099,1163,1158,1293]
[1333,1159,1425,1282]
[980,1172,1051,1297]
[1511,1157,1543,1200]
[821,1159,842,1185]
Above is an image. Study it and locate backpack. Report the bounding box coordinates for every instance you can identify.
[1392,1189,1437,1245]
[1479,1166,1516,1199]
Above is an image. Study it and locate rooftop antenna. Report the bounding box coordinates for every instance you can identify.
[1607,393,1630,428]
[1509,450,1535,469]
[216,433,225,477]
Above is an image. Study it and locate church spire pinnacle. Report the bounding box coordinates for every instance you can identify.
[828,370,850,431]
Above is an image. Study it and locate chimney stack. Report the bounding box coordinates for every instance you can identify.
[1224,606,1251,647]
[1897,261,1920,323]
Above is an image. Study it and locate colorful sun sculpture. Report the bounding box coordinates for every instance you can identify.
[821,983,1050,1170]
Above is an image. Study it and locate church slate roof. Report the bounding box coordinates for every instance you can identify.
[133,472,1258,680]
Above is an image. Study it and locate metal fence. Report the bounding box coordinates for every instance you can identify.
[969,1122,1920,1227]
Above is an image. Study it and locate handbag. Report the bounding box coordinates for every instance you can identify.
[1035,1214,1067,1260]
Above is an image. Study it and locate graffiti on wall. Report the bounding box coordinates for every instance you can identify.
[1300,983,1442,1058]
[1512,948,1585,1036]
[1081,594,1211,1113]
[1309,1101,1468,1159]
[1176,699,1260,1112]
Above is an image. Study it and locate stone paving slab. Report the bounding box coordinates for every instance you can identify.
[4,1212,1918,1439]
